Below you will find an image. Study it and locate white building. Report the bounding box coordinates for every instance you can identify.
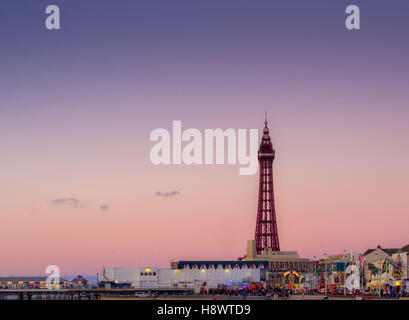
[98,261,266,293]
[99,267,159,289]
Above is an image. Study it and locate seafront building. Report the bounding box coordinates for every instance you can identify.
[317,251,361,292]
[313,245,409,294]
[0,277,68,289]
[362,245,409,293]
[97,261,267,294]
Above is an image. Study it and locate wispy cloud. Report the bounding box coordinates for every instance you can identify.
[155,191,180,197]
[50,198,85,208]
[99,205,110,211]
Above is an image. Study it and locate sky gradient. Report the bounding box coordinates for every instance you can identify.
[1,0,409,276]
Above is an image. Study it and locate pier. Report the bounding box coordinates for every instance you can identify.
[0,288,193,300]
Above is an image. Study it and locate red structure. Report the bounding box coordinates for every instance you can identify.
[255,117,280,253]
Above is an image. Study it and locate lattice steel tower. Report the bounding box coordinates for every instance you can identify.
[255,117,280,254]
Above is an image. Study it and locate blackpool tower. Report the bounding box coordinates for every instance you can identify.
[254,117,280,254]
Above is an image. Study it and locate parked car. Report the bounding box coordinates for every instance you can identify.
[135,292,149,298]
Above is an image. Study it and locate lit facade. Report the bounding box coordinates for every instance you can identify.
[0,277,68,289]
[363,245,409,292]
[317,252,361,291]
[98,261,266,293]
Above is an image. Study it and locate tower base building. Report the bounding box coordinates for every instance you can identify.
[242,240,313,285]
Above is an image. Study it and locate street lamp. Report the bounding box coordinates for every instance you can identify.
[313,256,317,291]
[378,250,381,297]
[324,253,327,296]
[361,255,365,295]
[344,250,347,296]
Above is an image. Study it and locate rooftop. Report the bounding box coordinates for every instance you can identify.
[0,276,67,283]
[364,244,409,256]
